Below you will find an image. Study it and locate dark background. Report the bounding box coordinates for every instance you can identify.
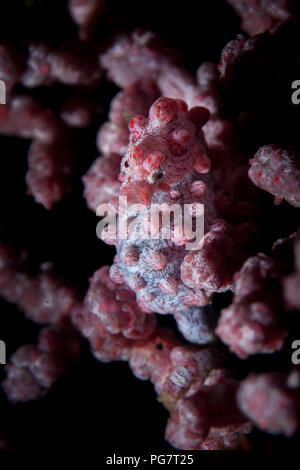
[0,0,299,453]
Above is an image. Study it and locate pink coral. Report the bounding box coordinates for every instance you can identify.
[72,271,251,450]
[216,253,288,358]
[0,95,73,209]
[97,79,159,156]
[237,370,300,436]
[166,370,251,450]
[72,265,157,362]
[249,144,300,208]
[284,233,300,308]
[226,0,295,36]
[83,153,122,211]
[0,241,80,324]
[0,40,102,90]
[100,29,222,113]
[3,326,80,403]
[68,0,105,40]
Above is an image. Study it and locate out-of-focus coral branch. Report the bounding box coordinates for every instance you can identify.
[68,0,106,40]
[217,230,299,358]
[284,232,300,308]
[100,29,222,114]
[72,265,251,450]
[3,325,81,403]
[249,144,300,208]
[237,369,300,436]
[0,241,81,324]
[226,0,295,36]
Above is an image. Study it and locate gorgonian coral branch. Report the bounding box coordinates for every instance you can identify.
[226,0,295,36]
[72,265,251,450]
[237,370,300,436]
[0,241,80,324]
[216,253,288,358]
[284,233,300,308]
[0,40,102,90]
[216,229,300,358]
[72,265,157,362]
[0,95,73,209]
[68,0,106,40]
[248,144,300,208]
[100,29,222,114]
[3,326,81,403]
